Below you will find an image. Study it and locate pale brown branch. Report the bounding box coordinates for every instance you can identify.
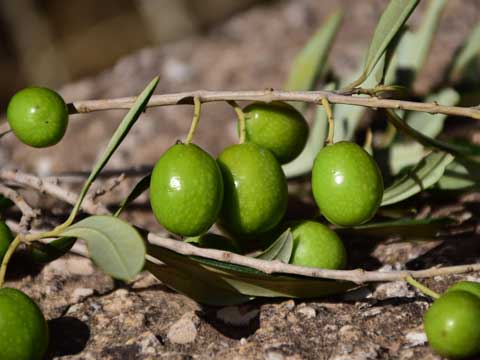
[0,183,39,233]
[69,89,480,120]
[0,170,109,215]
[3,170,479,284]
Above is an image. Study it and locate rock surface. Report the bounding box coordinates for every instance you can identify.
[2,0,480,359]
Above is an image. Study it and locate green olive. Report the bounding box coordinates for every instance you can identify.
[7,87,68,148]
[311,141,383,226]
[446,280,480,299]
[424,291,480,358]
[243,101,309,164]
[150,143,224,236]
[0,288,49,360]
[290,220,347,269]
[217,143,287,237]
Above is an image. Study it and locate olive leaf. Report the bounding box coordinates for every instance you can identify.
[147,244,354,302]
[114,174,151,216]
[282,83,333,178]
[381,151,455,206]
[61,215,146,281]
[338,217,453,238]
[345,0,419,89]
[393,0,446,86]
[29,237,76,264]
[437,159,480,190]
[450,22,480,79]
[69,77,159,220]
[285,10,343,111]
[254,228,292,263]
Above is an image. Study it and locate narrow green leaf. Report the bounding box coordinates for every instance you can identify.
[285,10,343,97]
[61,215,146,281]
[450,23,480,78]
[346,0,419,89]
[382,151,455,206]
[282,84,332,178]
[389,142,425,175]
[395,0,446,83]
[148,244,354,300]
[70,77,159,219]
[114,174,151,216]
[406,88,459,138]
[255,229,292,263]
[437,160,480,190]
[29,237,76,264]
[145,257,251,306]
[338,217,453,238]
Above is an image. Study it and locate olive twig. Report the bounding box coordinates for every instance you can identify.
[185,96,202,145]
[405,275,441,299]
[321,97,335,145]
[3,169,480,285]
[0,184,39,233]
[227,100,246,144]
[0,235,22,288]
[68,89,480,120]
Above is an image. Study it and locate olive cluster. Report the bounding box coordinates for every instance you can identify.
[149,101,383,269]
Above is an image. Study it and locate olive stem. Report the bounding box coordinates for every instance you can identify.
[67,89,480,120]
[228,100,246,144]
[363,128,373,153]
[0,235,22,288]
[4,168,480,285]
[405,275,441,299]
[185,96,202,145]
[322,97,335,145]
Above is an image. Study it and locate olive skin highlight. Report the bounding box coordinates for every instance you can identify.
[150,143,224,237]
[312,141,383,227]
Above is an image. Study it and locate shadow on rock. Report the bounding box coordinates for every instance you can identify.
[47,316,90,358]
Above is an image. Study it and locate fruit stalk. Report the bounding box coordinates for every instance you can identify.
[405,275,440,299]
[227,100,246,144]
[67,89,480,120]
[321,97,335,145]
[0,235,22,287]
[185,96,201,145]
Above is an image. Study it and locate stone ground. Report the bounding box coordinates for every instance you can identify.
[1,0,480,359]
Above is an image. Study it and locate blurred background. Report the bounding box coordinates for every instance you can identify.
[0,0,263,109]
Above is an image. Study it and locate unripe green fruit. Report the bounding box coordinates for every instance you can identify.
[217,143,288,236]
[0,288,49,360]
[0,221,14,261]
[186,233,240,253]
[150,143,224,236]
[290,221,347,269]
[7,87,68,148]
[424,291,480,358]
[447,280,480,299]
[312,141,383,227]
[243,101,309,164]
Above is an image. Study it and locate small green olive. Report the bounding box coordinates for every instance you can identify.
[150,143,224,236]
[7,87,68,148]
[243,101,309,164]
[311,141,383,227]
[290,220,347,269]
[0,288,49,360]
[424,291,480,359]
[217,143,288,237]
